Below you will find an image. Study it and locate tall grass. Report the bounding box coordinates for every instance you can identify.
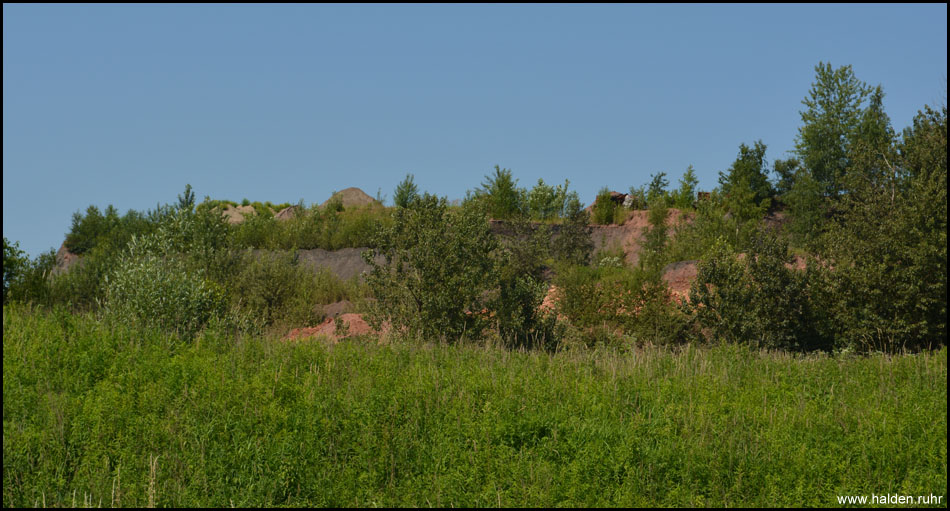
[3,304,946,507]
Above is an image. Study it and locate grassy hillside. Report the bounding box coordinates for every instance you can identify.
[4,304,945,507]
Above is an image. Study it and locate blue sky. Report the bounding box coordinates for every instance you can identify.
[4,4,947,257]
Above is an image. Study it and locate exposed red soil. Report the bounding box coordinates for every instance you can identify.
[661,260,699,303]
[590,209,692,267]
[284,313,390,343]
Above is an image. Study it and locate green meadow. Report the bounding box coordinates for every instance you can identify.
[4,305,945,507]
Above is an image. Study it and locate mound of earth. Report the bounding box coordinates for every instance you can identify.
[284,313,389,343]
[321,187,379,209]
[274,205,301,221]
[220,205,258,225]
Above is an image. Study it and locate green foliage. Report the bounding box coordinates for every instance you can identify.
[795,62,872,197]
[772,157,800,197]
[720,141,773,205]
[363,194,497,341]
[4,245,57,307]
[686,232,832,351]
[525,178,577,221]
[553,262,686,346]
[639,203,671,277]
[5,306,946,507]
[646,172,670,208]
[783,167,826,249]
[229,251,324,330]
[177,184,196,212]
[476,165,525,220]
[671,165,699,210]
[3,238,28,302]
[818,105,947,352]
[103,230,228,340]
[591,187,621,225]
[393,173,420,208]
[64,204,162,256]
[550,206,593,266]
[491,217,560,349]
[230,203,392,251]
[626,185,647,210]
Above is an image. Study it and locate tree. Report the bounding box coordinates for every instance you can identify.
[672,165,699,209]
[646,172,670,207]
[551,204,592,266]
[686,231,831,351]
[3,238,28,302]
[820,105,947,352]
[177,184,196,212]
[784,167,825,248]
[591,187,618,225]
[393,173,420,208]
[363,194,498,341]
[476,165,524,220]
[772,157,800,197]
[795,62,871,197]
[719,141,772,205]
[526,178,558,220]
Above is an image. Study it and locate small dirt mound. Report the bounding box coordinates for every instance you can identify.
[274,205,301,221]
[284,313,388,343]
[321,187,379,209]
[221,205,257,225]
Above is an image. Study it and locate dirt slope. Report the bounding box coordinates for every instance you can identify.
[321,187,379,209]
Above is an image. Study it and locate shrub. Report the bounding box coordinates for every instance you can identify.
[3,238,29,302]
[591,187,618,225]
[394,173,420,208]
[551,207,593,266]
[491,216,560,349]
[685,231,831,351]
[229,250,323,330]
[5,246,56,306]
[363,194,497,341]
[476,166,525,220]
[103,233,228,340]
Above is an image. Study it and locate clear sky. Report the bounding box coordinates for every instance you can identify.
[4,4,947,257]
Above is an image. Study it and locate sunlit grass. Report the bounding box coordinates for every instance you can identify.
[3,304,946,507]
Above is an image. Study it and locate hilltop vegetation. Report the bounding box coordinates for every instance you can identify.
[6,63,944,352]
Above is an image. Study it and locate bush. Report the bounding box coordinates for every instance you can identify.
[685,231,831,351]
[5,246,56,306]
[551,207,593,266]
[554,261,686,346]
[591,187,619,225]
[103,233,228,340]
[491,217,561,349]
[3,238,29,302]
[363,194,497,341]
[393,173,420,208]
[476,166,525,220]
[229,250,323,330]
